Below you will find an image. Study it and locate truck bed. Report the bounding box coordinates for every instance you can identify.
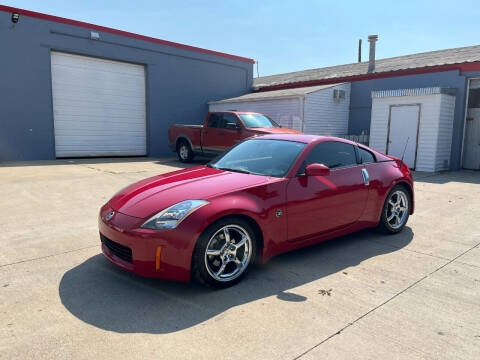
[171,124,203,128]
[168,124,203,153]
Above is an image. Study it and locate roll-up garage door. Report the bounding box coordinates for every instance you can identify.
[51,52,146,157]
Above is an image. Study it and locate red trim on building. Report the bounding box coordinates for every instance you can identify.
[256,62,480,92]
[0,5,255,64]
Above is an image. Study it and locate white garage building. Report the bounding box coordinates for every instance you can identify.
[209,83,351,135]
[369,87,457,172]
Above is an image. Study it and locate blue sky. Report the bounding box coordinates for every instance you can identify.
[4,0,480,76]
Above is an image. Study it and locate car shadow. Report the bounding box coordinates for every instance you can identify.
[413,170,480,184]
[59,227,413,334]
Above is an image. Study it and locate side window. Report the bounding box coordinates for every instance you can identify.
[207,113,222,128]
[358,147,376,164]
[300,141,357,173]
[221,113,240,129]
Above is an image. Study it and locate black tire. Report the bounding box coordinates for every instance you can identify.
[191,217,257,289]
[177,140,194,163]
[377,184,411,234]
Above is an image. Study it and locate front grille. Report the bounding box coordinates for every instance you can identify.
[101,234,133,263]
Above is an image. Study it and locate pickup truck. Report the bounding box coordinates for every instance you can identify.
[168,111,301,162]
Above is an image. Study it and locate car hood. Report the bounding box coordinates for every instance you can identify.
[248,127,302,134]
[108,166,268,218]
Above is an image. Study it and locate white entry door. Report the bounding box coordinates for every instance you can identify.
[387,105,420,168]
[51,52,147,157]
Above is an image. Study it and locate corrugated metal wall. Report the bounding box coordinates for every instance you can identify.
[304,83,351,135]
[435,94,456,170]
[210,83,352,135]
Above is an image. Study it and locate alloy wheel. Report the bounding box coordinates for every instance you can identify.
[204,225,252,282]
[386,190,408,229]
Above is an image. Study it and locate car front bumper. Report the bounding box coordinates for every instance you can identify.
[98,203,195,282]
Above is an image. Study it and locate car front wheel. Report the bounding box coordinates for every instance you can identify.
[192,217,256,288]
[378,184,410,234]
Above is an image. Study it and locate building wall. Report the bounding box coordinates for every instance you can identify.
[304,83,350,136]
[349,70,467,169]
[0,10,253,160]
[209,98,303,131]
[436,94,456,171]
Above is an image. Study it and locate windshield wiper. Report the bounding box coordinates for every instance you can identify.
[216,167,252,174]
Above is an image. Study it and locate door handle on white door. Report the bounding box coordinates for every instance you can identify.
[361,168,370,186]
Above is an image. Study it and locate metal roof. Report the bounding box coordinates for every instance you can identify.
[253,45,480,89]
[209,83,340,104]
[372,87,457,98]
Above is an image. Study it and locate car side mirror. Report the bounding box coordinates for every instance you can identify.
[305,163,330,177]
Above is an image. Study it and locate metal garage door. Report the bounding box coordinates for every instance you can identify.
[51,52,146,157]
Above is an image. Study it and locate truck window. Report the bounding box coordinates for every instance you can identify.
[207,114,222,128]
[238,113,280,128]
[221,114,240,129]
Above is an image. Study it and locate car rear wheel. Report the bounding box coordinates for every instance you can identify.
[377,184,410,234]
[192,217,256,288]
[177,140,194,163]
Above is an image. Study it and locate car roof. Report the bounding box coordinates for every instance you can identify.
[252,133,358,145]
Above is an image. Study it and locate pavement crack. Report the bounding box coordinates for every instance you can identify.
[0,245,98,269]
[78,164,118,175]
[78,164,153,177]
[365,238,451,261]
[293,240,480,360]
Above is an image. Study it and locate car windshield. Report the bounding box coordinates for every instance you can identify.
[238,114,281,128]
[209,139,306,177]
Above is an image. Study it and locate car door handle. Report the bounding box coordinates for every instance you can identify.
[361,168,370,186]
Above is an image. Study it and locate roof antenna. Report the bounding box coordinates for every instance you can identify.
[401,136,410,162]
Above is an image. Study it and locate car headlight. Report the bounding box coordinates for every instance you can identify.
[141,200,209,230]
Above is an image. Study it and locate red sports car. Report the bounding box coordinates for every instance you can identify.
[99,134,414,288]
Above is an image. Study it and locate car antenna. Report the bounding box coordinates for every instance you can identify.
[401,137,410,162]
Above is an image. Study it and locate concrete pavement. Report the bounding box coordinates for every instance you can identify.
[1,159,479,359]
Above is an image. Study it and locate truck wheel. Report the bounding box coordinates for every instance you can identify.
[177,140,194,163]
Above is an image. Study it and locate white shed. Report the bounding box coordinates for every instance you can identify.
[369,87,456,172]
[209,83,351,135]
